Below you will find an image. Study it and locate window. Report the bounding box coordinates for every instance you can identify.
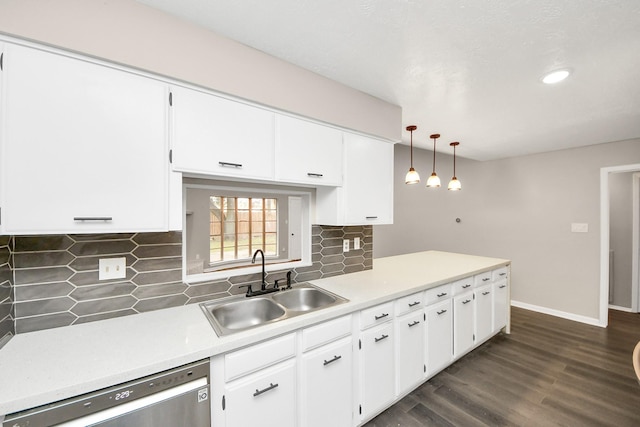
[184,180,312,282]
[209,196,278,263]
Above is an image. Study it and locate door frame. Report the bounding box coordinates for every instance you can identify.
[600,163,640,326]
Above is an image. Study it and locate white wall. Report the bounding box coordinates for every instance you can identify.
[0,0,401,141]
[374,138,640,321]
[609,172,634,307]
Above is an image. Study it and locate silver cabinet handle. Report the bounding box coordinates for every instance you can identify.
[408,320,420,328]
[482,278,490,282]
[462,284,471,289]
[482,291,491,296]
[462,299,472,305]
[408,301,421,307]
[499,285,507,289]
[437,309,447,315]
[374,313,389,320]
[366,216,378,220]
[323,355,342,366]
[219,161,242,168]
[374,334,389,343]
[437,292,448,297]
[74,217,112,221]
[253,382,278,397]
[307,172,324,177]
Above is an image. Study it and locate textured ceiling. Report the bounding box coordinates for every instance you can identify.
[138,0,640,160]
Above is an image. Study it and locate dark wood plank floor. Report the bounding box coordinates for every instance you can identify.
[364,307,640,427]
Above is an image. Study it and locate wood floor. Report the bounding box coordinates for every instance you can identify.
[364,307,640,427]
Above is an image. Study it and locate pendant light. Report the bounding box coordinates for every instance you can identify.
[426,133,441,187]
[448,142,462,191]
[405,125,420,184]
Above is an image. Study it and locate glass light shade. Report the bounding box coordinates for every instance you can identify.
[405,167,420,184]
[542,69,570,84]
[448,177,462,191]
[426,172,441,187]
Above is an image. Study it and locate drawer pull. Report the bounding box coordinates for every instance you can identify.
[374,313,389,320]
[366,216,378,220]
[375,334,389,343]
[482,278,490,282]
[408,301,421,307]
[253,382,279,397]
[499,272,507,276]
[307,172,324,178]
[462,284,471,289]
[482,291,491,296]
[323,355,342,366]
[408,320,420,328]
[437,309,448,315]
[462,299,472,305]
[437,292,448,298]
[74,217,112,221]
[499,285,507,289]
[219,161,242,168]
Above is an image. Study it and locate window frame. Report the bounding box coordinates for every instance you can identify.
[183,182,313,283]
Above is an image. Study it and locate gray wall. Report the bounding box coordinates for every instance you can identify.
[374,138,640,320]
[609,172,634,308]
[0,0,400,142]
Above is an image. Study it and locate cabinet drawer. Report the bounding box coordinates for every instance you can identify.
[225,333,295,381]
[451,277,474,295]
[394,292,424,316]
[474,271,492,287]
[492,267,509,282]
[424,283,453,305]
[301,315,352,352]
[360,301,394,329]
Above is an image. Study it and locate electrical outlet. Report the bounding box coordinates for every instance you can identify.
[571,223,589,233]
[99,257,126,280]
[354,237,361,250]
[343,239,350,252]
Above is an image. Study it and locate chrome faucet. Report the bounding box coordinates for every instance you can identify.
[252,249,267,290]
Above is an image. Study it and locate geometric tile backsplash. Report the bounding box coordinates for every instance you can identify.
[6,225,372,334]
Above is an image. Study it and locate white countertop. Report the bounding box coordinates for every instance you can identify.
[0,251,509,416]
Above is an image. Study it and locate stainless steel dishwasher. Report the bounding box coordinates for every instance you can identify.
[2,359,210,427]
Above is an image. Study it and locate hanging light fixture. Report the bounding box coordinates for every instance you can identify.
[405,125,420,184]
[448,142,462,191]
[426,133,441,187]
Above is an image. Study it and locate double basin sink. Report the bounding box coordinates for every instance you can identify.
[200,284,348,336]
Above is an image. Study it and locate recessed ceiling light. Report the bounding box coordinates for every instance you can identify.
[542,69,571,84]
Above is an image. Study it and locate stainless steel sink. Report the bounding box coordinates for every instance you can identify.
[272,287,338,311]
[200,284,348,336]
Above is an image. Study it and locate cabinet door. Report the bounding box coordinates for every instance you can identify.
[425,299,453,377]
[171,86,275,180]
[493,280,509,333]
[300,337,353,427]
[453,292,474,358]
[224,359,296,427]
[1,44,168,234]
[475,283,493,344]
[275,114,343,186]
[395,310,425,395]
[360,321,395,420]
[343,133,393,224]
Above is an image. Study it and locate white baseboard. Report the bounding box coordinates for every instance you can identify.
[608,304,635,313]
[511,300,604,327]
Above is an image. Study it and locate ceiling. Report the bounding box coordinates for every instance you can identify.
[138,0,640,161]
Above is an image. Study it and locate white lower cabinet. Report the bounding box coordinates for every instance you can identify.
[425,299,453,377]
[359,321,395,421]
[395,309,425,395]
[475,283,493,344]
[453,291,475,358]
[493,280,509,333]
[224,359,296,427]
[300,337,353,427]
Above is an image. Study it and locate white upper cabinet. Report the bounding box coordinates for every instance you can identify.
[316,132,394,225]
[170,86,275,180]
[275,114,343,186]
[0,43,170,234]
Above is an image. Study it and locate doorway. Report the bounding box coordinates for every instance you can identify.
[600,164,640,327]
